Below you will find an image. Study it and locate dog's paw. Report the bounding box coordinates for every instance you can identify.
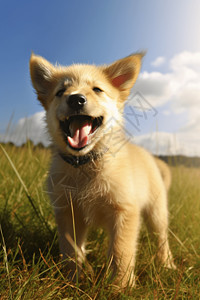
[163,257,177,270]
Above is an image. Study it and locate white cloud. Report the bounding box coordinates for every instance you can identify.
[170,51,200,72]
[133,50,200,127]
[1,51,200,156]
[1,111,50,146]
[134,132,179,156]
[127,51,200,156]
[134,51,200,109]
[1,108,199,156]
[133,71,172,106]
[162,110,170,116]
[134,131,200,157]
[151,56,166,67]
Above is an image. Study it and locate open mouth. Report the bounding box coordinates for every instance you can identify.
[60,115,103,151]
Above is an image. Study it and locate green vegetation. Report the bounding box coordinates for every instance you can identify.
[0,143,200,299]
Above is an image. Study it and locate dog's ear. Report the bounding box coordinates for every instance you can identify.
[30,54,56,109]
[103,53,144,101]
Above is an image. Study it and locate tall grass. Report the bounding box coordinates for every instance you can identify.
[0,143,199,299]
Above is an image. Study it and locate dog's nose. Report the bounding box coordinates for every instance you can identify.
[68,94,87,110]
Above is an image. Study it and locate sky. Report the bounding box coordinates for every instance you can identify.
[1,0,200,156]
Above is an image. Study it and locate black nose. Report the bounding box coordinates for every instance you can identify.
[68,94,87,110]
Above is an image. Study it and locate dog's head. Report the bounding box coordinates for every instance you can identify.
[30,53,143,156]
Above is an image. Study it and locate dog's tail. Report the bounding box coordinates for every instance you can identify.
[154,157,171,192]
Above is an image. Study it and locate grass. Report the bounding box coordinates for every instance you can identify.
[0,142,200,299]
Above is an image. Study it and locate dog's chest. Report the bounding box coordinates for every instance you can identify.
[49,163,109,201]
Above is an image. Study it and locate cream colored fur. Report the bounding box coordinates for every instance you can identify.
[30,53,175,288]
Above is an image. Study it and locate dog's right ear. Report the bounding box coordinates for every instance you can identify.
[30,54,56,109]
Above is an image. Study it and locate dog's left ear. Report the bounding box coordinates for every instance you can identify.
[103,52,144,100]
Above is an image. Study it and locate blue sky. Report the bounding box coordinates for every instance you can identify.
[1,0,200,155]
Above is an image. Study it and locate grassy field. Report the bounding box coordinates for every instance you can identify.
[0,142,200,299]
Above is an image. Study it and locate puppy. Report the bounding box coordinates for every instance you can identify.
[30,53,175,288]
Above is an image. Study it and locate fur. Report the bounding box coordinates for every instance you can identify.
[30,53,175,288]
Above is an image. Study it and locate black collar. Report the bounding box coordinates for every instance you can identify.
[59,149,107,168]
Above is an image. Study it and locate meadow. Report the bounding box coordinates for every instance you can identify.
[0,142,200,299]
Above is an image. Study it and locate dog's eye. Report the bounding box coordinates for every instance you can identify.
[56,89,66,97]
[93,87,103,93]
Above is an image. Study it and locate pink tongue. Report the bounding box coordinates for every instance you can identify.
[67,119,92,149]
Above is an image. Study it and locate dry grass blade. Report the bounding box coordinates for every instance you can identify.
[0,144,29,195]
[0,144,53,237]
[0,143,200,298]
[0,224,13,300]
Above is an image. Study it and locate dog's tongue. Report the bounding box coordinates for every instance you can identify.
[67,118,92,149]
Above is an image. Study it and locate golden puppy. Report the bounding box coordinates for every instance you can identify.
[30,53,175,288]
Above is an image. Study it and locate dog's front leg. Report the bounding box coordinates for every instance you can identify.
[108,206,140,288]
[54,205,88,279]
